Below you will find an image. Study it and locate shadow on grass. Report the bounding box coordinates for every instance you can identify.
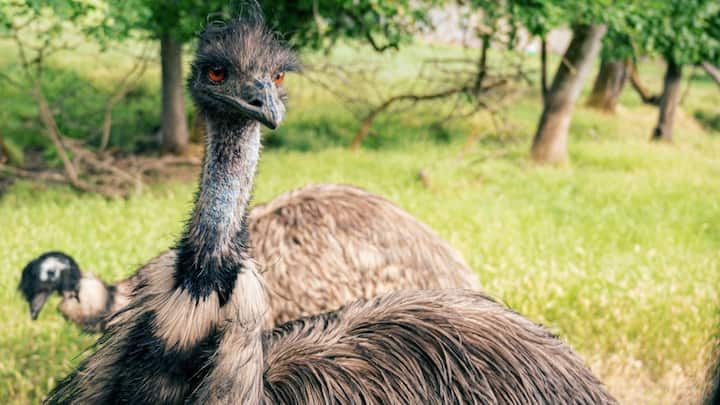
[695,110,720,134]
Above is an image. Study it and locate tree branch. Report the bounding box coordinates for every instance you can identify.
[0,164,67,183]
[628,61,661,105]
[344,10,399,52]
[702,61,720,86]
[99,51,151,151]
[473,34,491,94]
[31,83,91,191]
[350,86,470,150]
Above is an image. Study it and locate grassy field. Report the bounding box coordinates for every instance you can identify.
[1,36,720,404]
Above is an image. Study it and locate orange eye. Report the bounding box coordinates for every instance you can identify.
[208,67,225,83]
[274,72,285,85]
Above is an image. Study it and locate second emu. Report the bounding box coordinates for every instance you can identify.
[19,183,478,332]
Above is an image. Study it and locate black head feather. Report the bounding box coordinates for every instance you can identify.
[18,251,81,319]
[187,9,298,122]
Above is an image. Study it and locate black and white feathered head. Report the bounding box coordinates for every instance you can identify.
[18,251,81,320]
[187,8,298,129]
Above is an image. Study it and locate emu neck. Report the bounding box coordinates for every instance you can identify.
[174,118,261,304]
[58,274,114,333]
[179,118,268,403]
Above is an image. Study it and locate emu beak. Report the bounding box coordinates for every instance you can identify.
[29,291,51,320]
[218,79,285,129]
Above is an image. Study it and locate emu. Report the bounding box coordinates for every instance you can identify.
[19,251,137,332]
[45,11,616,405]
[19,184,477,332]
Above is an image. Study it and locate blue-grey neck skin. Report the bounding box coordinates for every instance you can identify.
[176,116,269,404]
[174,118,262,305]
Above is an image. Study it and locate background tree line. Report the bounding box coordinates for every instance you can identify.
[0,0,718,194]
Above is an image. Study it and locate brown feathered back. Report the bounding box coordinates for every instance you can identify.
[249,183,479,325]
[256,289,617,404]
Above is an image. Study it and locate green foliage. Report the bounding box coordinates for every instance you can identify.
[104,0,234,42]
[0,0,103,41]
[465,0,626,54]
[100,0,436,51]
[506,0,623,34]
[262,0,435,51]
[630,0,720,64]
[505,0,565,37]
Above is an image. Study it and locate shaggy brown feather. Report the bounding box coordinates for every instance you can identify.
[251,183,479,326]
[259,289,616,405]
[22,183,477,332]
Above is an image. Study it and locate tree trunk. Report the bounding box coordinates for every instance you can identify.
[160,33,189,154]
[652,58,683,142]
[0,131,6,164]
[586,58,628,111]
[531,23,607,163]
[540,36,548,104]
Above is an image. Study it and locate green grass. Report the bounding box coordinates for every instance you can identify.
[2,37,720,404]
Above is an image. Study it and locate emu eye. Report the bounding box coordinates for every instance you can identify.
[208,66,225,83]
[273,72,285,85]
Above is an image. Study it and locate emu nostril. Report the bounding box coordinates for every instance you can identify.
[249,99,263,108]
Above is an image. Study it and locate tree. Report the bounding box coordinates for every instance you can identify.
[107,1,236,154]
[508,0,626,163]
[585,59,628,111]
[585,31,634,112]
[506,0,565,104]
[0,0,145,195]
[630,0,720,141]
[652,59,683,141]
[530,23,607,163]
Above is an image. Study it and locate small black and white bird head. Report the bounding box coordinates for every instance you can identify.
[18,251,81,320]
[187,8,298,129]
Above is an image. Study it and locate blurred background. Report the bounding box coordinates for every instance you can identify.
[1,1,719,403]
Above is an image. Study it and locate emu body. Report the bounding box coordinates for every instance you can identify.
[45,11,615,405]
[20,184,477,332]
[261,290,615,404]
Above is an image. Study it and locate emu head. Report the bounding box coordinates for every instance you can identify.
[188,12,298,129]
[18,251,81,320]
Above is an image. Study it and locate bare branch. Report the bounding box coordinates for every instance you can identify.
[100,48,152,151]
[63,138,142,192]
[344,11,399,53]
[350,86,470,150]
[0,164,67,183]
[30,82,91,191]
[628,61,661,105]
[473,35,491,94]
[702,61,720,86]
